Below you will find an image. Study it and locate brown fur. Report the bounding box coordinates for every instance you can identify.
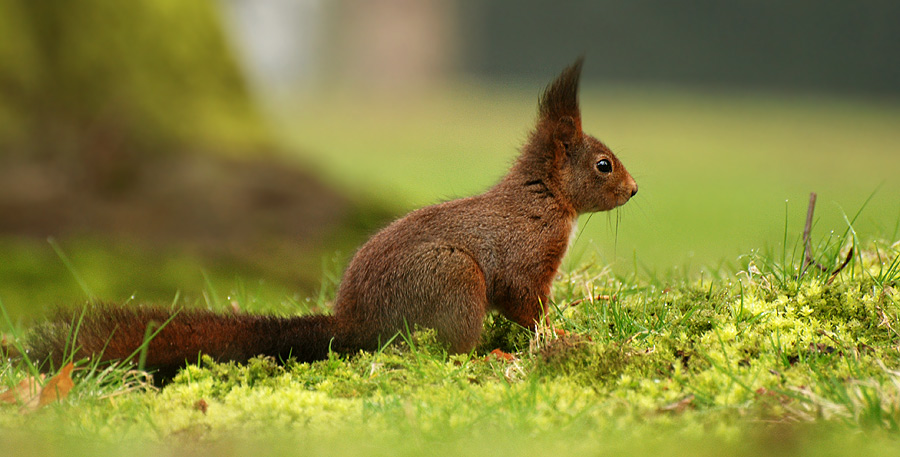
[29,59,637,379]
[30,305,335,380]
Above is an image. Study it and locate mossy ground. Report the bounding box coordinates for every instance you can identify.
[1,239,898,456]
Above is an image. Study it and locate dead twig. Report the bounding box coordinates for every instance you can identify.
[826,247,854,285]
[800,193,828,276]
[799,192,853,283]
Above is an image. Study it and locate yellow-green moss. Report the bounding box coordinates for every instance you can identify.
[1,241,898,454]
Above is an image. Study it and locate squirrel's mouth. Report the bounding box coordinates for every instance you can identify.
[590,194,630,213]
[614,180,638,207]
[608,189,636,209]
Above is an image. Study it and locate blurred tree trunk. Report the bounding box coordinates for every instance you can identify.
[0,0,265,193]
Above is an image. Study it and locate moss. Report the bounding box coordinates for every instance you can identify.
[477,314,533,354]
[535,333,672,388]
[2,240,900,451]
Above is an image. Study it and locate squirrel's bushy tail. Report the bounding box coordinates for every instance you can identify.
[28,304,336,380]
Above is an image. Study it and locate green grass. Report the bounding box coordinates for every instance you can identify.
[1,233,899,455]
[0,237,311,325]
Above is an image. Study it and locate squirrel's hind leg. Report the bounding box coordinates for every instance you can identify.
[392,244,488,354]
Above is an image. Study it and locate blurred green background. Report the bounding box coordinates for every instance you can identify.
[0,0,898,323]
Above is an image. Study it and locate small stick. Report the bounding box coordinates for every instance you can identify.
[826,247,854,285]
[800,191,854,282]
[800,193,829,277]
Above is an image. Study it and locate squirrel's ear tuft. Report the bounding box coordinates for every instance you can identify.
[554,116,579,147]
[538,57,583,124]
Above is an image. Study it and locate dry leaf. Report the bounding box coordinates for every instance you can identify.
[0,375,44,405]
[487,348,515,362]
[38,362,75,407]
[3,364,76,413]
[194,399,209,414]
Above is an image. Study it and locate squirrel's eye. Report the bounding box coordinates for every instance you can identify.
[596,159,612,173]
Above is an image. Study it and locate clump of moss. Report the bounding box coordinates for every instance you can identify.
[170,355,286,396]
[477,314,533,354]
[391,327,448,359]
[536,333,591,369]
[535,333,669,386]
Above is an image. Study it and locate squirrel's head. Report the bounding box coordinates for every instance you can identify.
[526,58,638,214]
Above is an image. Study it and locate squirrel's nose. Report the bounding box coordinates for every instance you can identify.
[630,184,638,197]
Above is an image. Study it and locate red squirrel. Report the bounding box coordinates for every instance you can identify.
[29,59,637,379]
